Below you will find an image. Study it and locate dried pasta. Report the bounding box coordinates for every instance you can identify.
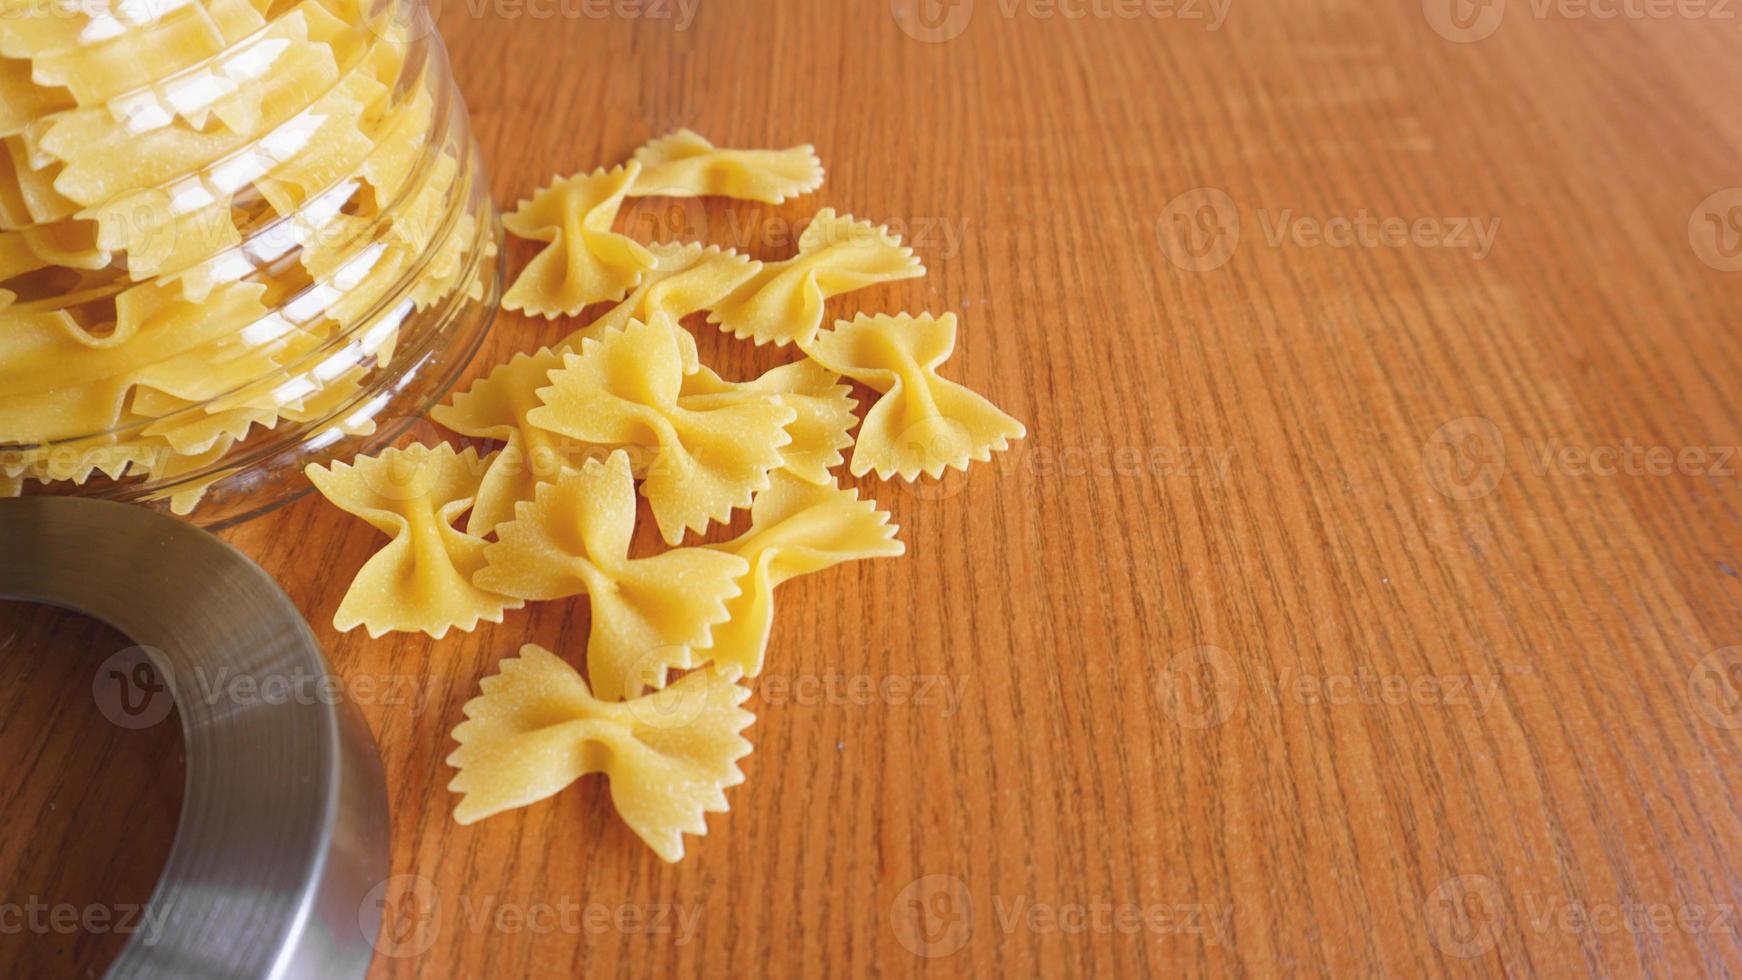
[629,129,824,205]
[707,208,924,347]
[682,360,857,486]
[705,472,904,677]
[529,314,796,544]
[0,0,493,516]
[473,452,748,701]
[559,241,760,372]
[447,644,754,863]
[304,444,524,638]
[428,347,596,536]
[803,312,1027,480]
[500,163,654,318]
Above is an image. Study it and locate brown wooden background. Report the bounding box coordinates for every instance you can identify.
[8,0,1742,975]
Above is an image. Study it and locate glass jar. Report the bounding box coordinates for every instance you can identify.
[0,0,501,526]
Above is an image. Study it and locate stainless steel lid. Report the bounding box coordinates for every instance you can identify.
[0,497,390,980]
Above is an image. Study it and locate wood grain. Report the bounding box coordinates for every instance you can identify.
[7,0,1742,975]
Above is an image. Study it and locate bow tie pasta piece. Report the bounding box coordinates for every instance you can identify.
[707,208,924,348]
[628,129,824,205]
[0,280,272,444]
[0,57,71,139]
[141,400,280,456]
[140,435,237,516]
[682,360,856,486]
[501,163,654,318]
[474,452,749,700]
[4,139,78,225]
[2,0,271,108]
[305,444,524,638]
[530,314,797,545]
[85,180,243,282]
[707,473,904,677]
[33,7,345,206]
[429,347,602,536]
[448,644,753,863]
[804,312,1027,481]
[559,241,761,372]
[0,221,110,290]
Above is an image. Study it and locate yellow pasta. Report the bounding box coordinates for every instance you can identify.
[559,241,760,372]
[428,347,598,537]
[628,129,823,205]
[2,434,162,484]
[3,0,273,109]
[0,0,491,518]
[0,280,273,443]
[704,472,903,677]
[447,644,754,863]
[803,312,1027,480]
[304,444,523,638]
[0,56,70,139]
[142,436,235,515]
[141,397,280,456]
[707,208,924,348]
[85,181,243,282]
[528,314,796,544]
[500,162,654,318]
[35,8,342,206]
[682,359,857,486]
[473,451,748,700]
[3,136,76,224]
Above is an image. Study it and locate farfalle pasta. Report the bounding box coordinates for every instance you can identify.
[559,241,760,372]
[305,443,523,638]
[530,313,796,544]
[473,452,748,700]
[805,312,1027,480]
[708,208,925,347]
[705,473,904,677]
[428,347,597,536]
[500,162,654,318]
[629,129,824,205]
[682,360,857,486]
[271,129,1024,867]
[0,0,500,520]
[448,644,754,863]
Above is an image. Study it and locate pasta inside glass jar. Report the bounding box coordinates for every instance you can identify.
[0,0,501,526]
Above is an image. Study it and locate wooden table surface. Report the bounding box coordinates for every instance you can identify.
[8,0,1742,976]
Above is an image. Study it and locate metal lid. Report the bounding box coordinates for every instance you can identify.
[0,497,390,980]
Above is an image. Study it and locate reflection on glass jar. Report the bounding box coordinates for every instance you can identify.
[0,0,502,526]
